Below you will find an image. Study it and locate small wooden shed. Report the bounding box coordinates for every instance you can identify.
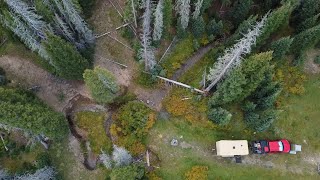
[216,140,249,157]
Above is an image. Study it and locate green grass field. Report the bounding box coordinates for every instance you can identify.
[148,73,320,179]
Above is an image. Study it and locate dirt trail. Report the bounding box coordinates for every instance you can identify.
[172,43,215,81]
[0,55,89,112]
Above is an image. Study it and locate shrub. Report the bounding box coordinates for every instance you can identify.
[75,111,112,154]
[116,101,153,138]
[164,88,208,123]
[83,67,119,104]
[208,107,232,126]
[112,145,132,167]
[109,164,145,180]
[185,166,208,180]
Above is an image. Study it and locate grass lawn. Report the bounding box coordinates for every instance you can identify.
[147,119,318,180]
[276,75,320,152]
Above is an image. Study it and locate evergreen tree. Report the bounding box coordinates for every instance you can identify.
[226,15,257,46]
[269,36,293,60]
[175,0,191,30]
[83,67,119,104]
[192,0,203,19]
[291,24,320,65]
[296,14,320,33]
[191,16,205,38]
[163,0,173,38]
[291,0,320,28]
[201,0,214,13]
[43,34,89,79]
[206,18,223,37]
[153,0,164,41]
[206,14,268,92]
[139,0,156,71]
[230,0,253,26]
[208,107,232,126]
[256,2,294,47]
[209,52,273,106]
[0,88,69,140]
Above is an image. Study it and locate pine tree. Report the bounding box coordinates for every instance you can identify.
[201,0,213,13]
[226,15,258,46]
[83,67,120,104]
[112,146,133,167]
[191,16,205,38]
[13,167,57,179]
[139,0,156,71]
[192,0,203,19]
[59,0,95,44]
[4,0,49,39]
[291,0,320,28]
[296,14,320,33]
[163,0,173,38]
[153,0,164,41]
[205,14,268,92]
[175,0,191,30]
[209,52,273,106]
[269,36,293,60]
[208,107,232,126]
[207,18,223,37]
[257,2,295,46]
[291,24,320,65]
[231,0,253,26]
[43,34,89,79]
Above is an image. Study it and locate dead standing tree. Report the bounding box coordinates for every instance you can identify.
[204,13,269,92]
[139,0,156,72]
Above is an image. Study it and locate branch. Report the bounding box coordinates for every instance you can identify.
[158,36,176,63]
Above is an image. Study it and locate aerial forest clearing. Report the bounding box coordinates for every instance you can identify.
[0,0,320,179]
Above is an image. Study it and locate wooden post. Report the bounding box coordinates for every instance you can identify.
[106,34,134,51]
[95,55,128,68]
[146,150,150,167]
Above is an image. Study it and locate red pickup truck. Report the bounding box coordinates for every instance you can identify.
[251,139,291,154]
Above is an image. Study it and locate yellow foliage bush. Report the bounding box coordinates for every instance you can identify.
[164,88,208,123]
[275,66,306,96]
[185,166,209,180]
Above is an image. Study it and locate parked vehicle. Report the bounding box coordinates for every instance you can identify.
[251,139,291,154]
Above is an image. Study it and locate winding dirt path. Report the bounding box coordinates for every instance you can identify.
[172,43,216,81]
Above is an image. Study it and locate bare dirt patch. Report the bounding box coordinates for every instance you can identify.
[0,55,89,112]
[304,48,320,74]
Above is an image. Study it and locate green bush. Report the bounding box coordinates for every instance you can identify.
[207,19,223,37]
[208,107,232,126]
[109,164,145,180]
[78,0,96,18]
[116,101,153,139]
[83,67,119,104]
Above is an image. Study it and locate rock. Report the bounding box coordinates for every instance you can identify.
[84,151,97,170]
[171,139,178,146]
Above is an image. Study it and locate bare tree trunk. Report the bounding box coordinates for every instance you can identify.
[159,37,176,63]
[131,0,138,28]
